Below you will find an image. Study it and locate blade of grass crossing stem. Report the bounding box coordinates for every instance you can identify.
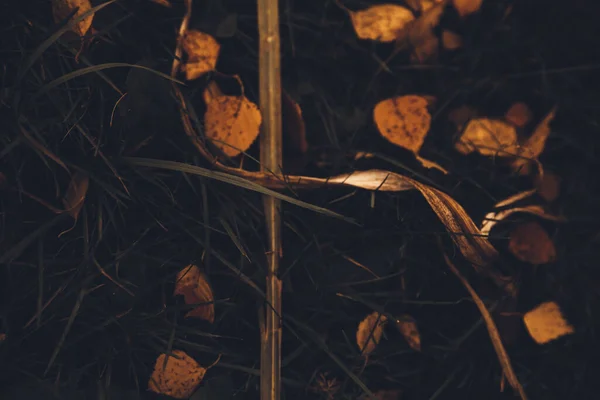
[257,0,284,397]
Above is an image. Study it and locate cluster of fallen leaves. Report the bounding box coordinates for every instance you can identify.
[47,0,576,398]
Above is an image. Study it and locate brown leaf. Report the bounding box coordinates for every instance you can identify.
[349,4,415,43]
[356,311,388,356]
[505,102,533,128]
[148,350,207,399]
[374,95,431,153]
[395,315,421,351]
[508,222,556,265]
[481,204,564,236]
[535,172,561,202]
[52,0,94,37]
[448,105,478,131]
[62,171,89,221]
[455,118,519,157]
[511,107,557,174]
[441,30,463,50]
[203,89,262,157]
[181,30,220,81]
[395,2,446,63]
[523,301,574,344]
[452,0,483,17]
[282,91,308,154]
[174,265,215,323]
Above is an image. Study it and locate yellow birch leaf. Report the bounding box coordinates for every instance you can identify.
[511,107,557,174]
[356,311,388,356]
[174,265,215,323]
[52,0,93,37]
[524,301,574,344]
[508,222,556,265]
[203,92,262,157]
[374,95,431,153]
[62,171,89,221]
[452,0,483,17]
[350,4,415,43]
[505,102,533,128]
[182,30,220,81]
[455,118,519,157]
[148,350,207,399]
[395,315,421,351]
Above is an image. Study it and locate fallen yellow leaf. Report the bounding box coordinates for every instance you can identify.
[174,265,215,323]
[356,311,388,356]
[523,301,574,344]
[374,95,431,153]
[511,107,557,174]
[203,90,262,157]
[148,350,207,399]
[395,315,421,351]
[508,222,556,265]
[52,0,93,36]
[182,30,220,81]
[452,0,483,17]
[62,171,89,221]
[349,4,415,43]
[455,118,519,157]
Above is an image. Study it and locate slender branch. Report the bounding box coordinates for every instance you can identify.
[257,0,283,399]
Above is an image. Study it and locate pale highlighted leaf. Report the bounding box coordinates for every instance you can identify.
[174,265,215,323]
[374,95,431,153]
[52,0,94,37]
[395,315,421,351]
[524,301,574,344]
[481,204,564,236]
[508,222,556,265]
[349,4,415,43]
[203,87,262,157]
[455,118,519,157]
[182,30,220,81]
[148,350,207,399]
[356,312,388,356]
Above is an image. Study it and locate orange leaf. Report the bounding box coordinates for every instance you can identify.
[511,107,557,174]
[349,4,415,43]
[508,222,556,265]
[203,90,262,157]
[148,350,207,399]
[452,0,483,17]
[505,102,533,128]
[455,118,519,157]
[52,0,94,37]
[182,30,220,81]
[174,265,215,323]
[395,314,421,351]
[523,301,574,344]
[356,311,388,356]
[62,171,89,221]
[374,95,431,153]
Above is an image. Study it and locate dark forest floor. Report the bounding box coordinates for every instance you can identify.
[1,0,600,399]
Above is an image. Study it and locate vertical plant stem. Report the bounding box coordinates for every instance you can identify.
[257,0,283,399]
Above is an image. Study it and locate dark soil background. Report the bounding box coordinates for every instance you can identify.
[1,0,600,399]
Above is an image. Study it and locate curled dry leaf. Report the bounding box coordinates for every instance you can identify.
[511,107,557,175]
[523,301,574,344]
[452,0,483,17]
[395,315,421,351]
[174,265,215,323]
[148,350,207,399]
[509,222,556,265]
[62,171,90,221]
[505,102,533,128]
[181,30,220,81]
[349,4,415,43]
[374,95,431,154]
[455,118,519,157]
[52,0,93,36]
[481,204,564,236]
[282,91,308,154]
[356,311,388,356]
[203,88,262,158]
[535,171,560,202]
